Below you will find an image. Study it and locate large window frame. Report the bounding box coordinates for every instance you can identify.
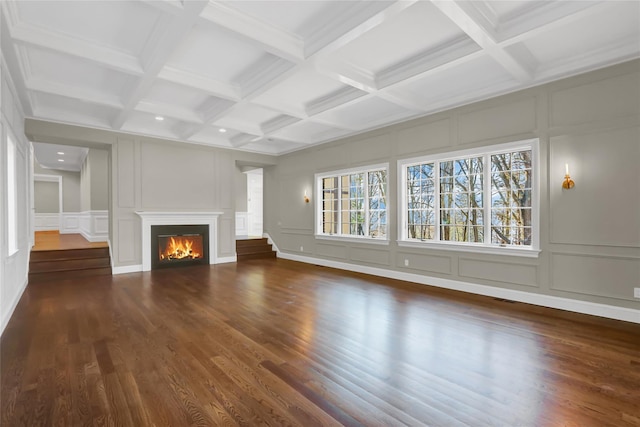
[398,139,540,257]
[315,163,389,244]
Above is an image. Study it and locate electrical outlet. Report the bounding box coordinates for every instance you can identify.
[634,288,640,298]
[404,259,409,267]
[300,246,303,252]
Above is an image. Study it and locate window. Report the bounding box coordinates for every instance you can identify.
[316,164,388,240]
[400,139,538,255]
[7,132,18,255]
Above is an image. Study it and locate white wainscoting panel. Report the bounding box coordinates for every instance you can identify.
[79,211,109,242]
[34,213,60,231]
[60,213,81,233]
[235,212,248,236]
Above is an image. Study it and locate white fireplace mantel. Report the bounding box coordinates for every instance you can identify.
[136,211,223,271]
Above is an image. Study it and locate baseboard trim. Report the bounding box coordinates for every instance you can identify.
[79,229,108,243]
[1,275,29,336]
[277,251,640,324]
[113,255,236,273]
[112,264,142,275]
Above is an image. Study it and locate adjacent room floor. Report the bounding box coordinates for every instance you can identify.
[1,256,639,426]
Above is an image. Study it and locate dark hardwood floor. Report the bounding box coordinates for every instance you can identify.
[2,259,639,426]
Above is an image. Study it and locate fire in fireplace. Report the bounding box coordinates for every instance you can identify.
[151,224,209,269]
[158,235,203,261]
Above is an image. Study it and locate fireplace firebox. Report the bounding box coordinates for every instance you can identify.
[151,224,209,269]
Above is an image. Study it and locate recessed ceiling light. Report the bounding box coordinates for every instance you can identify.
[155,116,164,121]
[58,159,64,162]
[219,128,227,133]
[57,151,64,155]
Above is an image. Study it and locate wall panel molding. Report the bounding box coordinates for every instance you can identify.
[459,257,538,287]
[235,211,248,236]
[550,252,640,301]
[34,213,59,231]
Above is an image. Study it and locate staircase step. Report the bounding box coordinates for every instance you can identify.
[236,244,273,255]
[235,238,275,261]
[235,238,269,248]
[29,257,111,273]
[30,247,110,262]
[237,251,277,261]
[29,245,112,283]
[29,266,112,282]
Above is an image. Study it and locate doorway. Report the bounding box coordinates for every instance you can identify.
[33,174,62,231]
[246,168,263,237]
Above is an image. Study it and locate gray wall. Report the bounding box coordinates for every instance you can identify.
[80,148,109,211]
[265,60,640,310]
[34,162,80,212]
[34,181,59,213]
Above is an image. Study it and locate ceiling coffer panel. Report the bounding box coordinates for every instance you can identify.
[2,0,638,155]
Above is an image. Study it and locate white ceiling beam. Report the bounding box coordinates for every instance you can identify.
[138,0,184,16]
[27,78,123,109]
[201,2,305,63]
[430,0,533,83]
[305,86,367,117]
[9,23,143,76]
[112,0,209,130]
[497,1,610,48]
[308,0,419,60]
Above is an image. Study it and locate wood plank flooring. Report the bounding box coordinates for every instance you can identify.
[32,231,108,251]
[2,259,639,426]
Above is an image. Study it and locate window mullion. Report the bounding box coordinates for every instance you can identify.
[484,154,491,247]
[364,172,370,238]
[337,175,342,236]
[434,161,440,241]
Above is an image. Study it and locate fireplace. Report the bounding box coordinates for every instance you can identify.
[136,211,222,272]
[151,224,209,269]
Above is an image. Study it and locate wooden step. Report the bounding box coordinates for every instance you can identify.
[29,267,112,282]
[30,247,110,262]
[236,238,276,261]
[236,244,273,255]
[235,238,269,248]
[29,257,111,273]
[237,251,277,261]
[29,247,112,282]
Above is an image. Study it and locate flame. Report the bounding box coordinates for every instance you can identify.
[159,236,201,261]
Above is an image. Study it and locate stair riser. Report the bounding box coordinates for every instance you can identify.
[235,239,269,248]
[237,252,277,261]
[29,267,112,282]
[30,257,111,273]
[236,246,273,255]
[31,248,110,262]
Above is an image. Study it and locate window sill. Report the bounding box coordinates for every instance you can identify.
[315,235,390,245]
[397,240,541,258]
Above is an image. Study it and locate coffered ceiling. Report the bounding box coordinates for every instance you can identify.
[2,1,639,155]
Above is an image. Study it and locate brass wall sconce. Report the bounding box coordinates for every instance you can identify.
[304,190,310,203]
[562,163,575,189]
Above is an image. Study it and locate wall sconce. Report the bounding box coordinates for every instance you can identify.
[562,163,575,189]
[304,190,310,203]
